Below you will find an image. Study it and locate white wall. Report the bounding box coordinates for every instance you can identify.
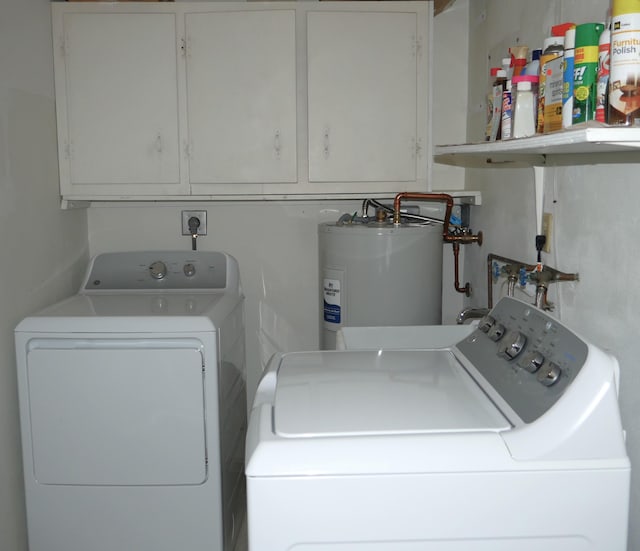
[463,1,640,549]
[0,1,89,550]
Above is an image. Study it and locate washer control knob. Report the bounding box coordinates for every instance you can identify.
[537,362,562,386]
[183,263,196,277]
[522,351,545,373]
[149,261,168,280]
[487,323,506,342]
[498,330,527,360]
[478,315,496,333]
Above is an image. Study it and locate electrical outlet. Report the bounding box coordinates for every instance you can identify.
[181,210,207,236]
[542,213,552,253]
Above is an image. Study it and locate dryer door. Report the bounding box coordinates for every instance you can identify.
[25,339,207,485]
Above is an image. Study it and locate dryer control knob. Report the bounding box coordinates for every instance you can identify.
[497,330,527,360]
[537,362,562,386]
[183,263,196,277]
[487,323,506,342]
[149,261,168,280]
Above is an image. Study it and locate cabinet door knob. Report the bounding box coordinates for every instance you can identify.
[323,127,330,159]
[155,133,163,153]
[274,130,281,159]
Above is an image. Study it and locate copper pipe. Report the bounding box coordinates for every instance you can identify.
[393,192,483,245]
[393,192,482,298]
[452,242,471,296]
[393,192,454,239]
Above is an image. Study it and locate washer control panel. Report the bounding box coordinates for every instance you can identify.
[83,251,228,291]
[456,298,588,423]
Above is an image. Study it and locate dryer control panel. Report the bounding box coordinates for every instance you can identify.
[82,251,229,291]
[456,297,589,424]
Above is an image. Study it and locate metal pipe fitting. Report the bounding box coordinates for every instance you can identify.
[486,253,579,309]
[456,307,490,325]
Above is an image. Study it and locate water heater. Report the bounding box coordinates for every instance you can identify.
[319,221,443,350]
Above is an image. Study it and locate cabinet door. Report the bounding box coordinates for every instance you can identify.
[186,10,297,185]
[54,12,187,196]
[307,11,419,183]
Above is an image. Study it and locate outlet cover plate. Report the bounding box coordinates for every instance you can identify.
[181,210,207,236]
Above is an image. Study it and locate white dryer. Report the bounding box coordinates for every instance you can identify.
[246,297,630,551]
[15,251,246,551]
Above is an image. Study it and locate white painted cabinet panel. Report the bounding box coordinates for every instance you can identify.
[52,2,430,203]
[307,11,419,183]
[186,10,297,186]
[54,12,188,196]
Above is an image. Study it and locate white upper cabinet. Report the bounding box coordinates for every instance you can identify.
[51,2,430,203]
[53,11,188,197]
[186,10,297,188]
[307,11,420,184]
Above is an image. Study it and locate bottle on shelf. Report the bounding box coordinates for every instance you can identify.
[512,75,539,138]
[562,26,576,129]
[542,22,575,133]
[510,46,529,77]
[573,22,605,124]
[595,10,611,123]
[608,0,640,126]
[501,79,513,140]
[486,68,507,141]
[538,36,564,133]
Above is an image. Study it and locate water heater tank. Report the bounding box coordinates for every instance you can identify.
[319,220,443,350]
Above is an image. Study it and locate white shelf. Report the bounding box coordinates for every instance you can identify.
[434,124,640,168]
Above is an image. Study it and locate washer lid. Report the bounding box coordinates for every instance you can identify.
[273,350,510,437]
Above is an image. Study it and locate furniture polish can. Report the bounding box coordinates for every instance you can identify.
[608,0,640,126]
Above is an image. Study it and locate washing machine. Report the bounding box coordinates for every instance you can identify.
[15,251,246,551]
[246,297,630,550]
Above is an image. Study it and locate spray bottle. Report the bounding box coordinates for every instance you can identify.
[538,34,564,133]
[595,11,611,123]
[510,46,529,77]
[562,26,576,128]
[573,22,605,123]
[542,23,575,133]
